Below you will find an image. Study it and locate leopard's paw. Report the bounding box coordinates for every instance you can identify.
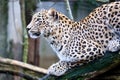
[47,61,69,76]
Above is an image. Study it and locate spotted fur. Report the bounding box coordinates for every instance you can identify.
[27,2,120,76]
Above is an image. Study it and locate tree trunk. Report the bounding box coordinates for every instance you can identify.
[7,0,23,80]
[25,0,40,66]
[0,0,9,80]
[27,39,40,66]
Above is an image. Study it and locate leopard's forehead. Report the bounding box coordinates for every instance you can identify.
[32,8,69,23]
[33,9,48,17]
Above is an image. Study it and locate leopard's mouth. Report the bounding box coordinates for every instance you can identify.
[28,32,41,39]
[33,32,41,36]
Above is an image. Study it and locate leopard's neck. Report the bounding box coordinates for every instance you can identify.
[44,21,74,53]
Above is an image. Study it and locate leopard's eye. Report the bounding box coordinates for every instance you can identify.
[35,18,41,22]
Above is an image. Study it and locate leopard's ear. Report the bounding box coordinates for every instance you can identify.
[47,8,59,22]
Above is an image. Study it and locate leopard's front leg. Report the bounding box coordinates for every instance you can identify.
[47,61,80,76]
[47,61,69,76]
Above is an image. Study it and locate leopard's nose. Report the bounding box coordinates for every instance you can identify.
[26,28,31,31]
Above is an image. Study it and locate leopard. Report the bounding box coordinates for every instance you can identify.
[27,1,120,76]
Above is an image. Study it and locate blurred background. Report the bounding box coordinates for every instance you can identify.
[0,0,117,80]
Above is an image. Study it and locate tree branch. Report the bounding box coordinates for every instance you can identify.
[56,51,120,80]
[0,57,47,74]
[0,51,120,80]
[0,69,38,80]
[64,0,74,20]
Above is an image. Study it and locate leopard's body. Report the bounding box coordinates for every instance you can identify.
[27,1,120,76]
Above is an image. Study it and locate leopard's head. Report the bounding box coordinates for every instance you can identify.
[27,8,59,38]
